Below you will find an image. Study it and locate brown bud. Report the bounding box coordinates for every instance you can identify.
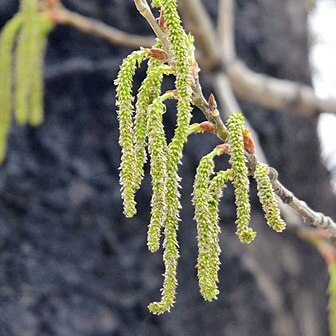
[215,143,231,155]
[191,60,200,79]
[148,48,167,61]
[243,129,255,154]
[159,11,166,30]
[208,94,217,110]
[199,121,215,133]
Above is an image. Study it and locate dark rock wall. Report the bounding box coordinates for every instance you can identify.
[0,0,334,335]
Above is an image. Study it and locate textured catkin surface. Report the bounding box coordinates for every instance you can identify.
[0,0,334,335]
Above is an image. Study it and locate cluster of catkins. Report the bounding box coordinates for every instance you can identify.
[115,0,285,315]
[0,0,53,163]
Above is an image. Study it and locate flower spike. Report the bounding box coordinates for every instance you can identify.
[193,148,224,301]
[254,163,286,232]
[227,113,256,244]
[115,49,148,218]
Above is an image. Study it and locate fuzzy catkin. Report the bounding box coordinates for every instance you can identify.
[0,14,22,163]
[115,49,147,218]
[15,0,38,125]
[28,15,54,126]
[133,62,171,194]
[329,264,336,336]
[227,113,256,244]
[193,149,221,301]
[148,0,193,315]
[147,96,169,253]
[207,169,233,292]
[254,163,286,232]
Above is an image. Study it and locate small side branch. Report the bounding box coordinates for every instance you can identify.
[227,60,336,117]
[48,6,155,48]
[268,168,336,239]
[133,0,336,240]
[178,0,336,116]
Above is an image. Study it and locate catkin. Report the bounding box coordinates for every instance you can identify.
[0,15,22,162]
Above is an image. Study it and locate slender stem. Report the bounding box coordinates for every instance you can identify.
[133,0,336,241]
[133,0,172,56]
[218,0,236,63]
[49,6,155,48]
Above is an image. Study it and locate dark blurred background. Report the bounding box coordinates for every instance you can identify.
[0,0,335,335]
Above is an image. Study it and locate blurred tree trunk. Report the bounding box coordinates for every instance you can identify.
[0,0,334,335]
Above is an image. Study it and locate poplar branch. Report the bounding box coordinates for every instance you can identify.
[268,168,336,239]
[133,0,336,241]
[47,6,155,48]
[179,0,336,116]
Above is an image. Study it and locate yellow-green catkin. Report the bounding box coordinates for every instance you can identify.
[147,93,172,253]
[115,49,147,218]
[148,0,193,315]
[329,264,336,336]
[0,14,22,163]
[15,0,38,125]
[206,169,233,296]
[29,15,54,126]
[227,113,256,244]
[192,148,222,301]
[254,163,286,232]
[133,61,171,194]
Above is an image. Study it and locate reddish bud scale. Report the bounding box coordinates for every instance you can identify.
[148,48,167,61]
[191,61,200,79]
[159,12,166,30]
[215,143,231,155]
[243,129,255,154]
[199,121,215,133]
[208,93,217,110]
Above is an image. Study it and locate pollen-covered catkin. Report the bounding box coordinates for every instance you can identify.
[15,0,39,125]
[227,113,256,244]
[133,62,171,194]
[147,94,171,253]
[329,265,336,336]
[0,14,22,163]
[206,169,233,294]
[254,163,286,232]
[28,15,54,126]
[115,49,147,218]
[148,0,193,315]
[193,149,222,301]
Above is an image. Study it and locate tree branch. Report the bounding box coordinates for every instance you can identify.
[227,60,336,117]
[268,167,336,239]
[218,0,236,63]
[135,0,336,241]
[47,5,155,48]
[178,0,336,116]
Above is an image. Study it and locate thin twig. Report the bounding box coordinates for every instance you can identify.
[135,0,336,240]
[227,60,336,117]
[269,167,336,239]
[177,0,219,70]
[178,0,336,116]
[133,0,172,55]
[48,6,155,48]
[218,0,236,63]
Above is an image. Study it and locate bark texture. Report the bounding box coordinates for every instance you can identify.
[0,0,334,335]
